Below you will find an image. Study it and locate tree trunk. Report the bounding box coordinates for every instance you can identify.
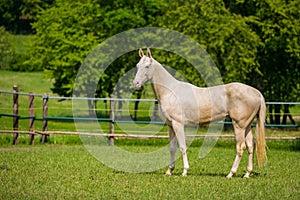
[133,89,142,121]
[268,104,274,124]
[282,104,288,125]
[282,104,296,125]
[116,84,122,120]
[274,104,281,125]
[87,99,94,117]
[117,100,122,120]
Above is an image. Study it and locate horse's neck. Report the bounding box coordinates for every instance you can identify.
[151,61,178,101]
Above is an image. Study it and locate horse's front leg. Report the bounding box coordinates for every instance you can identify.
[165,125,177,176]
[172,121,189,176]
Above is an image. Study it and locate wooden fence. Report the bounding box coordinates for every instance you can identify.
[0,86,299,145]
[0,86,119,145]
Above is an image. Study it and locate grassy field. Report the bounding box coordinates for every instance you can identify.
[0,141,299,199]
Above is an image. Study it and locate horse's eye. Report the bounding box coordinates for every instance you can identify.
[145,65,150,69]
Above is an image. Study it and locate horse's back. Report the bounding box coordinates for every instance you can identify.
[225,82,263,127]
[225,82,262,104]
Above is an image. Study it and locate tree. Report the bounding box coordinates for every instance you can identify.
[225,0,300,124]
[0,0,54,34]
[29,0,164,98]
[28,0,101,97]
[0,0,22,33]
[258,1,300,124]
[157,0,263,87]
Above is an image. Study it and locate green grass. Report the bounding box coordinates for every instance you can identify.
[0,141,299,199]
[0,70,51,93]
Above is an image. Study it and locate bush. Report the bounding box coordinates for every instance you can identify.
[10,34,41,72]
[0,30,39,72]
[0,26,14,70]
[10,52,38,72]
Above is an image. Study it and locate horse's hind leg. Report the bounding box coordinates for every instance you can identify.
[244,125,254,178]
[226,126,246,179]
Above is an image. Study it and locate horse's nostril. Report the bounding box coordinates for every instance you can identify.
[133,81,141,89]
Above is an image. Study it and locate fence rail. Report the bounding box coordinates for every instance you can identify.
[0,86,299,145]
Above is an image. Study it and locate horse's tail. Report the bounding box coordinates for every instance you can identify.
[256,94,267,167]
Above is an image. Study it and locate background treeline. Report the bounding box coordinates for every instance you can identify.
[0,0,299,124]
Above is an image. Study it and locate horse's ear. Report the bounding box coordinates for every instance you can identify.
[139,48,144,58]
[146,48,152,58]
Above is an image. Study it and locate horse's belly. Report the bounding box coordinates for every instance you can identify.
[198,113,227,125]
[184,105,227,126]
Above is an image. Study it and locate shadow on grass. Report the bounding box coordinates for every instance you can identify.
[113,169,228,178]
[112,169,269,179]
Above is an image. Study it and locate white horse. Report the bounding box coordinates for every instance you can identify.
[133,48,266,178]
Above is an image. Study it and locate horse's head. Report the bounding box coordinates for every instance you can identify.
[133,48,154,89]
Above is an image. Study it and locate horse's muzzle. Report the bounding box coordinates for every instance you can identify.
[133,81,142,89]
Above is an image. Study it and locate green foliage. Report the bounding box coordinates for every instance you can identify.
[0,27,14,70]
[29,0,164,97]
[10,35,38,72]
[28,0,101,96]
[225,0,300,102]
[28,0,264,97]
[157,0,262,86]
[0,0,21,33]
[0,33,37,72]
[0,27,38,71]
[20,0,54,21]
[256,0,300,102]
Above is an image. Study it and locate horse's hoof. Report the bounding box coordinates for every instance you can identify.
[165,168,172,176]
[243,174,250,178]
[181,168,188,176]
[226,172,233,179]
[226,171,234,179]
[243,171,251,178]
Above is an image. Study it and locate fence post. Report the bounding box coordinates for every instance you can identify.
[41,94,48,143]
[12,85,19,145]
[29,92,35,145]
[109,96,115,146]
